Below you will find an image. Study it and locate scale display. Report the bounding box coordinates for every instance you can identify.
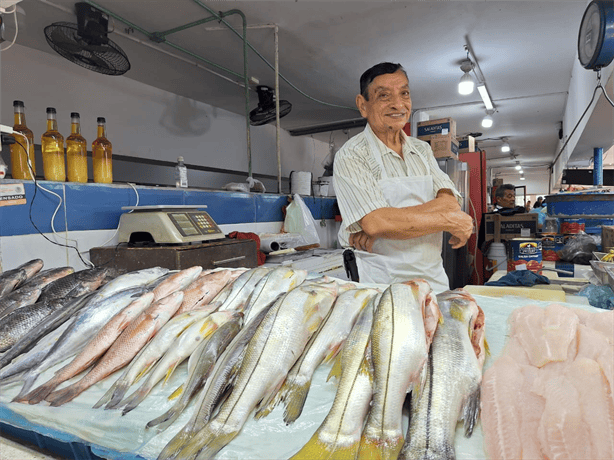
[118,205,226,244]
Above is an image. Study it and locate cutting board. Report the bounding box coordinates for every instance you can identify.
[463,285,567,301]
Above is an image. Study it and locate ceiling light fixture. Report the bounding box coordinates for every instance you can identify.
[481,110,494,128]
[458,60,475,95]
[515,164,522,170]
[501,138,511,152]
[476,84,494,111]
[520,176,525,181]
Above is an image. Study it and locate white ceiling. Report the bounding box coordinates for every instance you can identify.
[8,0,614,182]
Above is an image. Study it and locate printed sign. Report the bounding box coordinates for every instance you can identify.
[0,183,26,206]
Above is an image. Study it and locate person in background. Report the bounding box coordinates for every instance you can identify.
[533,196,544,208]
[333,62,473,293]
[530,196,548,230]
[526,200,532,210]
[478,183,525,252]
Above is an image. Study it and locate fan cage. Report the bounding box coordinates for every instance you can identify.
[44,22,130,76]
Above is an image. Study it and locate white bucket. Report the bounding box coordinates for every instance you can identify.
[290,171,312,196]
[487,242,507,272]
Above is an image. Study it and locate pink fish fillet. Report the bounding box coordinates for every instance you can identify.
[565,358,614,460]
[517,364,545,460]
[44,291,184,407]
[538,375,590,460]
[572,308,614,344]
[174,270,234,316]
[481,355,523,460]
[511,304,579,368]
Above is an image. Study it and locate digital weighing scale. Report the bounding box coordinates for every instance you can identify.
[117,205,226,244]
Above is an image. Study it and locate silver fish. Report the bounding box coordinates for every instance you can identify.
[399,289,486,460]
[0,284,43,319]
[37,267,108,303]
[216,266,271,312]
[19,267,74,291]
[0,269,27,298]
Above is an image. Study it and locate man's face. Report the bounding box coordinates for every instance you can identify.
[356,70,412,134]
[497,189,516,208]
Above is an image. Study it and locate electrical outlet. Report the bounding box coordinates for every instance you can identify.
[0,0,22,13]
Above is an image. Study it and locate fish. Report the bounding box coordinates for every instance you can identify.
[95,309,213,410]
[399,288,486,460]
[358,280,440,460]
[10,285,150,400]
[289,294,379,460]
[278,287,379,425]
[0,284,43,319]
[37,267,108,303]
[44,291,184,407]
[18,266,74,291]
[156,295,281,460]
[119,310,235,415]
[175,281,338,460]
[152,266,203,301]
[174,269,235,316]
[18,292,156,404]
[94,266,169,301]
[146,312,243,432]
[0,259,44,297]
[242,267,308,322]
[215,266,271,312]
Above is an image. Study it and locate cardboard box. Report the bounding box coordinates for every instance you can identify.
[603,225,614,250]
[421,133,459,160]
[493,178,503,187]
[417,117,456,140]
[484,213,539,241]
[458,135,475,153]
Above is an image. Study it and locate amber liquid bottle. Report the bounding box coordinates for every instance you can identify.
[92,117,112,184]
[41,107,65,181]
[10,100,36,179]
[66,112,88,183]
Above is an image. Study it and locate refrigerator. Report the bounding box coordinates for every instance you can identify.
[437,158,470,289]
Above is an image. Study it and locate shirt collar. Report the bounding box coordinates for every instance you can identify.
[364,123,410,159]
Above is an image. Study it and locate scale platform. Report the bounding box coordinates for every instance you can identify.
[118,205,225,245]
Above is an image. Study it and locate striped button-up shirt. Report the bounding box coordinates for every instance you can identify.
[333,124,462,247]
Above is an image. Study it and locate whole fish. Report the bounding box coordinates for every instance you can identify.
[94,266,169,301]
[0,299,71,352]
[289,294,379,460]
[0,284,43,319]
[242,267,308,322]
[11,285,150,401]
[175,282,339,460]
[156,295,281,460]
[18,266,73,291]
[0,259,44,297]
[45,291,184,407]
[174,269,235,316]
[18,292,156,404]
[279,287,379,425]
[358,280,441,460]
[152,266,202,301]
[399,289,486,460]
[0,293,94,372]
[95,309,213,410]
[146,312,243,432]
[38,267,108,303]
[119,310,235,415]
[216,266,271,312]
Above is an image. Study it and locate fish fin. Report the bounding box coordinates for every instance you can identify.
[133,361,155,385]
[176,425,238,460]
[156,424,195,460]
[282,378,311,425]
[484,338,491,356]
[461,385,481,437]
[16,377,61,405]
[289,431,355,460]
[199,321,218,336]
[358,435,403,460]
[168,384,183,400]
[103,381,131,410]
[254,379,285,420]
[163,361,181,386]
[121,386,149,415]
[45,382,82,407]
[323,342,343,364]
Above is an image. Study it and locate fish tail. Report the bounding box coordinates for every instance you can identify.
[121,386,149,415]
[17,377,61,404]
[282,379,311,425]
[462,385,481,437]
[327,354,343,382]
[146,405,178,431]
[178,426,237,460]
[45,382,83,407]
[289,432,334,460]
[323,343,343,364]
[93,381,116,409]
[156,426,194,460]
[358,435,403,460]
[11,373,39,402]
[103,381,130,410]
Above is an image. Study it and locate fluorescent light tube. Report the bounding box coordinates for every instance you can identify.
[477,84,494,111]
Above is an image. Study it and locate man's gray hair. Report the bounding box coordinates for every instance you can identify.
[495,183,515,199]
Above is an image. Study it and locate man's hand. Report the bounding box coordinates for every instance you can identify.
[350,231,377,253]
[446,211,473,249]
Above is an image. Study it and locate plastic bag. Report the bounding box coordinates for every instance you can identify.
[283,194,320,246]
[222,177,266,193]
[577,284,614,310]
[557,232,598,265]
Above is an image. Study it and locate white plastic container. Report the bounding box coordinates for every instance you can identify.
[175,156,188,188]
[487,242,507,273]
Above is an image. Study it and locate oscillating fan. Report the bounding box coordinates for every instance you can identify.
[44,2,130,76]
[249,86,292,126]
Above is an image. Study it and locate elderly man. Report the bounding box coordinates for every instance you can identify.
[334,62,473,292]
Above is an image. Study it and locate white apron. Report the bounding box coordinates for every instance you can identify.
[354,134,450,293]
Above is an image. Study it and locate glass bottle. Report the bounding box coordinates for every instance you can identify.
[66,112,88,183]
[175,156,188,188]
[92,117,112,184]
[10,100,36,180]
[41,107,65,182]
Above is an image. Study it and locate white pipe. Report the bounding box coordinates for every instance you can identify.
[275,25,281,194]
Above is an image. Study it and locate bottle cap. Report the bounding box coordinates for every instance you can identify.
[13,101,24,107]
[178,156,185,162]
[97,117,106,123]
[46,107,57,114]
[71,112,80,118]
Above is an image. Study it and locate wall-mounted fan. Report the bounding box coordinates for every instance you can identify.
[44,2,130,76]
[577,0,614,70]
[249,86,292,126]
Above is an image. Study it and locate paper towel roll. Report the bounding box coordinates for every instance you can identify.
[290,171,312,196]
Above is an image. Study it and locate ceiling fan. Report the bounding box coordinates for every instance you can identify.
[249,86,292,126]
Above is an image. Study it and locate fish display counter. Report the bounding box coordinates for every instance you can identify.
[0,262,611,460]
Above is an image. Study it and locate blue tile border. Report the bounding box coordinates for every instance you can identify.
[0,181,337,237]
